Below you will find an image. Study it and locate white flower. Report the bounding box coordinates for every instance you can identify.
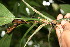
[60,9,64,14]
[26,7,30,15]
[1,31,6,37]
[49,0,54,3]
[28,40,33,45]
[43,1,50,6]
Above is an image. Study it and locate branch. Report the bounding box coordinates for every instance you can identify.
[24,23,47,47]
[56,18,70,23]
[22,0,53,22]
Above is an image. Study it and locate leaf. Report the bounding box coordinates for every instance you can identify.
[60,4,70,14]
[0,3,15,26]
[0,34,12,47]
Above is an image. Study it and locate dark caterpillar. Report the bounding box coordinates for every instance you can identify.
[6,19,27,33]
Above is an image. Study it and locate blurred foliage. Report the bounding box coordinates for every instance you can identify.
[0,0,70,47]
[60,4,70,14]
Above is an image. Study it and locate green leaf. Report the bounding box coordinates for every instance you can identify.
[60,4,70,14]
[0,3,15,26]
[0,34,12,47]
